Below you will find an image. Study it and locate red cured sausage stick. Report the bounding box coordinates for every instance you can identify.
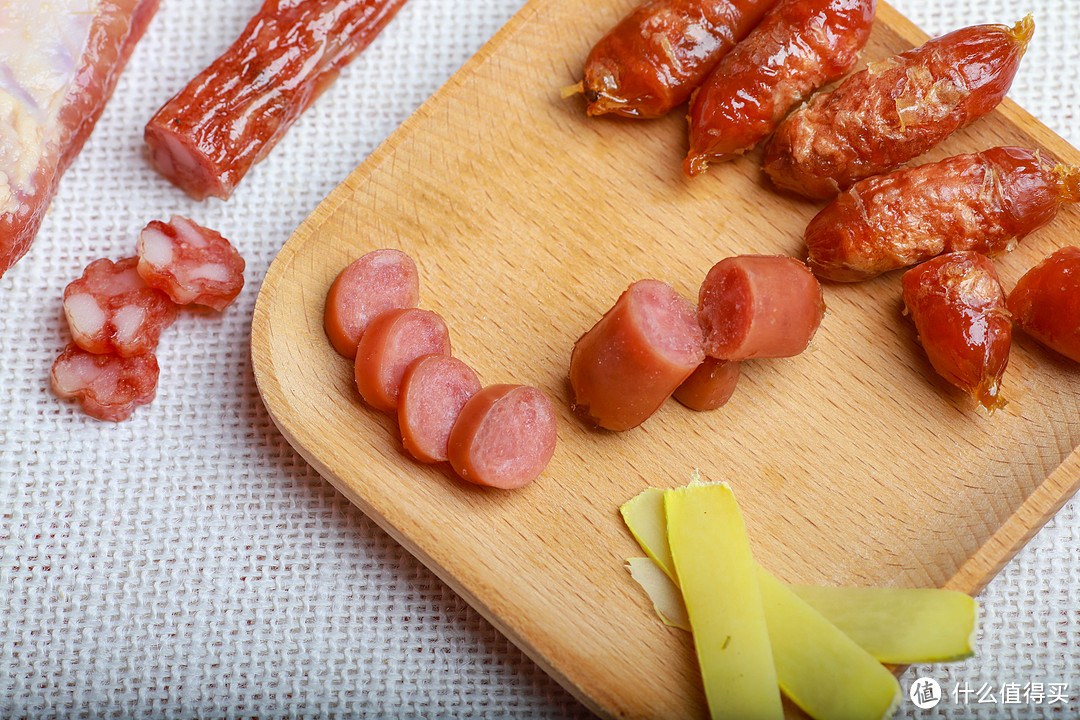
[763,17,1034,199]
[579,0,778,119]
[398,355,482,464]
[673,358,740,411]
[805,147,1080,282]
[902,252,1011,411]
[354,308,451,413]
[1007,247,1080,363]
[145,0,409,201]
[684,0,875,176]
[0,0,160,277]
[698,255,823,360]
[570,280,704,431]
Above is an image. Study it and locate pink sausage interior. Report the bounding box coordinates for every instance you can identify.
[325,249,420,359]
[354,308,451,413]
[398,355,481,464]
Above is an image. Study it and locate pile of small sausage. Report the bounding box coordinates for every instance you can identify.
[574,0,1080,413]
[50,217,245,421]
[325,249,557,490]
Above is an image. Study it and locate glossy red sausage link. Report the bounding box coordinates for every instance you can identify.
[51,344,159,422]
[447,384,558,490]
[581,0,778,118]
[354,308,451,413]
[805,147,1080,282]
[137,216,246,310]
[1007,247,1080,363]
[763,17,1033,199]
[698,255,823,360]
[684,0,875,175]
[325,249,420,359]
[673,358,740,411]
[145,0,409,200]
[570,279,704,431]
[398,355,482,464]
[902,252,1011,411]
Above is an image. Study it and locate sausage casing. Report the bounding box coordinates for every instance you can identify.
[1007,246,1080,363]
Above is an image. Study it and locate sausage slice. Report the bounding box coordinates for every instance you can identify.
[325,249,420,359]
[354,308,451,413]
[398,355,482,464]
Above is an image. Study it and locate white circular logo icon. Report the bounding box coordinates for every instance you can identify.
[910,677,943,709]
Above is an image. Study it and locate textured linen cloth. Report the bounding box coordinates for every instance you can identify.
[0,0,1077,717]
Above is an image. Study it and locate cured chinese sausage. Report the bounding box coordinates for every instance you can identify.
[684,0,875,175]
[51,344,159,422]
[354,308,451,413]
[806,147,1080,282]
[63,257,178,358]
[673,358,740,411]
[902,252,1010,411]
[580,0,777,118]
[448,385,557,490]
[1007,247,1080,363]
[145,0,408,200]
[0,0,160,277]
[570,280,704,431]
[763,17,1033,199]
[325,249,420,359]
[137,216,246,310]
[698,255,823,360]
[398,354,482,464]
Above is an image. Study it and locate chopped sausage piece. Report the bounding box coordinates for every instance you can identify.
[398,355,482,464]
[805,147,1080,282]
[325,249,420,359]
[1007,247,1080,363]
[902,252,1011,411]
[580,0,778,118]
[50,344,159,422]
[63,257,178,357]
[136,216,245,310]
[673,358,741,411]
[447,384,557,490]
[145,0,409,200]
[354,308,451,413]
[763,17,1034,199]
[685,0,875,175]
[698,255,824,360]
[570,279,704,431]
[0,0,160,277]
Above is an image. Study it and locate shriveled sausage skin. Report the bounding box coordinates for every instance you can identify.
[51,344,159,422]
[1007,247,1080,362]
[763,17,1034,199]
[137,216,245,310]
[325,249,420,359]
[684,0,875,175]
[902,252,1011,411]
[570,279,704,431]
[673,358,740,411]
[581,0,778,118]
[354,308,451,413]
[806,147,1080,281]
[398,354,482,464]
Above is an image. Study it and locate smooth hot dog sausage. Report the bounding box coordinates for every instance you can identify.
[581,0,778,118]
[1007,247,1080,363]
[698,255,823,360]
[684,0,875,175]
[673,358,740,411]
[325,249,420,359]
[902,252,1011,411]
[398,354,482,464]
[763,18,1033,199]
[805,147,1080,282]
[354,308,451,413]
[570,279,704,431]
[447,384,557,490]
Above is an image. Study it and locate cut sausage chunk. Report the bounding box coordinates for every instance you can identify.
[354,308,451,413]
[325,249,420,359]
[398,355,482,464]
[51,344,159,422]
[447,384,557,490]
[1007,246,1080,363]
[698,255,824,360]
[673,358,741,411]
[63,257,178,357]
[570,279,704,431]
[137,216,245,310]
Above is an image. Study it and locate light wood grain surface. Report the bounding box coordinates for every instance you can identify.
[251,2,1080,717]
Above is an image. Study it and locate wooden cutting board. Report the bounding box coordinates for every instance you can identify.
[251,2,1080,717]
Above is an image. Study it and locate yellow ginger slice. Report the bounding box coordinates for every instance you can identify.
[664,483,783,720]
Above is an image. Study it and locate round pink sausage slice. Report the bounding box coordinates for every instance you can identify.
[398,355,482,464]
[137,215,245,310]
[325,249,420,359]
[447,384,557,490]
[673,358,741,411]
[354,308,451,413]
[570,279,704,431]
[51,344,159,422]
[698,255,824,360]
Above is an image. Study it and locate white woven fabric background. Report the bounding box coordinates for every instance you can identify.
[0,0,1077,717]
